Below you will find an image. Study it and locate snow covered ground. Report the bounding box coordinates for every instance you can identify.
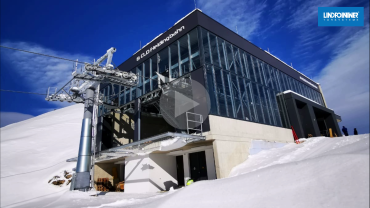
[1,105,369,208]
[1,104,83,207]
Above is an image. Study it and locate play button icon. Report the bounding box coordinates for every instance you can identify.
[159,76,211,130]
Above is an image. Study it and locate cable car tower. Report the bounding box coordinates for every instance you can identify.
[45,47,137,191]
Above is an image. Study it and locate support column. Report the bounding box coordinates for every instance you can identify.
[74,88,94,191]
[183,153,190,185]
[134,98,141,142]
[307,105,321,137]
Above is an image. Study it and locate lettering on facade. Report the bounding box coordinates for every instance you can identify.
[136,26,185,62]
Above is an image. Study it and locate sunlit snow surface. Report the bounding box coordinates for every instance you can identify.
[1,105,368,208]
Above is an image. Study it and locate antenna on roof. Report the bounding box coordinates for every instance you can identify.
[194,0,197,9]
[268,48,270,52]
[140,41,142,49]
[236,26,239,34]
[291,62,293,67]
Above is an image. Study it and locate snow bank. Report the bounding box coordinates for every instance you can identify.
[0,104,84,207]
[136,135,369,208]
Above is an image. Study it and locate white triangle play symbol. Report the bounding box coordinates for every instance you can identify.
[174,91,199,117]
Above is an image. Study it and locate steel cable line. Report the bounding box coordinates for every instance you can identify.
[0,45,87,64]
[0,89,47,95]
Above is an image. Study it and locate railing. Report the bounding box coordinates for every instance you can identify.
[186,112,203,136]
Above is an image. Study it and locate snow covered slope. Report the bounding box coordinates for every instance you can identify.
[1,104,369,208]
[78,135,368,208]
[136,135,369,208]
[0,104,84,207]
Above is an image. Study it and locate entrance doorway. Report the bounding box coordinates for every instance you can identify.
[317,118,328,136]
[176,156,185,186]
[189,151,208,182]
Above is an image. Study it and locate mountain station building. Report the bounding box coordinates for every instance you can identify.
[91,9,342,193]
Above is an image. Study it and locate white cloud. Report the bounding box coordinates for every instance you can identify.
[315,26,369,133]
[0,41,94,108]
[198,0,266,39]
[0,41,93,91]
[0,112,34,127]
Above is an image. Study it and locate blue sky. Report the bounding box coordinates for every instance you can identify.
[1,0,369,133]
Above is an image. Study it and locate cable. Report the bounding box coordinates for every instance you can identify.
[0,45,87,64]
[0,89,47,95]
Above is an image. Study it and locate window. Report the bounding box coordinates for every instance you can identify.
[136,66,143,97]
[158,47,169,76]
[223,71,235,117]
[246,81,257,122]
[252,83,263,123]
[214,67,227,117]
[234,47,244,76]
[205,66,218,115]
[225,42,235,72]
[169,42,179,79]
[232,74,243,119]
[259,85,271,125]
[253,58,264,85]
[241,52,250,79]
[201,28,211,64]
[143,60,150,94]
[178,35,190,75]
[150,55,158,90]
[189,29,200,70]
[209,33,220,67]
[217,38,227,70]
[239,77,251,121]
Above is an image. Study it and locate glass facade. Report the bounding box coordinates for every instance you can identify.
[101,26,325,129]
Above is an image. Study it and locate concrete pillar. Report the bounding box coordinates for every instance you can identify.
[205,149,216,180]
[183,153,190,185]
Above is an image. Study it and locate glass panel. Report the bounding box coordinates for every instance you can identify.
[214,67,227,117]
[232,74,243,119]
[136,66,143,97]
[225,42,235,72]
[234,47,243,76]
[253,58,264,85]
[266,89,276,126]
[270,90,283,127]
[178,35,190,75]
[209,33,220,67]
[201,28,211,64]
[223,71,235,117]
[151,56,158,91]
[270,67,278,90]
[120,87,125,105]
[252,83,263,123]
[143,60,150,94]
[169,41,179,79]
[217,38,227,70]
[158,47,169,75]
[189,29,200,71]
[259,85,271,125]
[261,62,270,87]
[205,66,218,115]
[242,52,250,79]
[239,77,251,121]
[125,87,130,103]
[131,87,136,100]
[246,81,257,122]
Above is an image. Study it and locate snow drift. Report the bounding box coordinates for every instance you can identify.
[0,104,83,207]
[135,135,369,208]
